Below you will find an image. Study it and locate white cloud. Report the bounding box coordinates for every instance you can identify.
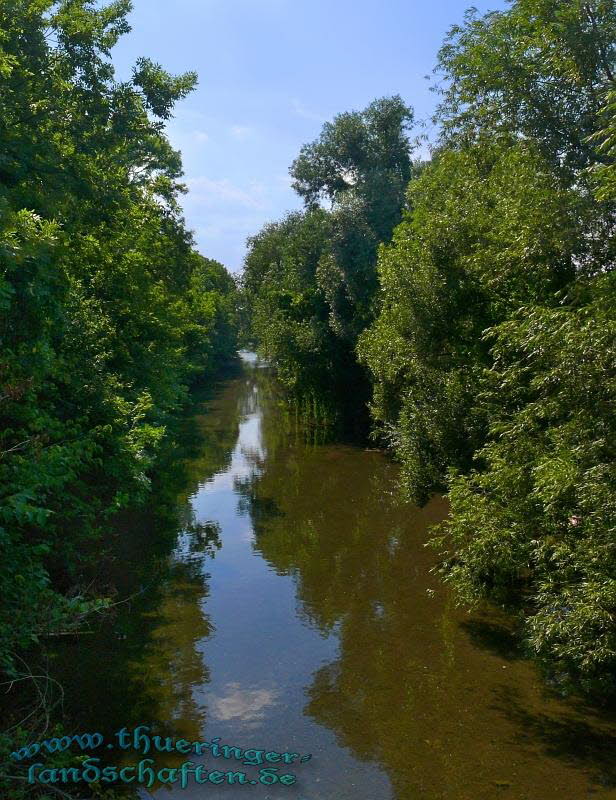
[186,177,266,209]
[276,172,294,190]
[193,130,210,143]
[291,98,326,123]
[230,125,253,141]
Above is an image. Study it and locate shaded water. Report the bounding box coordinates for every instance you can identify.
[54,353,616,799]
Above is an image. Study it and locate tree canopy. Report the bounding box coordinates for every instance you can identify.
[245,0,616,696]
[242,96,415,417]
[0,0,237,696]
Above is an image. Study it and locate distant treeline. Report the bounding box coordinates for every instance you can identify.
[241,0,616,698]
[0,0,237,688]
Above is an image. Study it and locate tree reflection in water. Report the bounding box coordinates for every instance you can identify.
[237,363,616,800]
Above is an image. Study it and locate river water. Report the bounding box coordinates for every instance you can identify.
[54,352,616,799]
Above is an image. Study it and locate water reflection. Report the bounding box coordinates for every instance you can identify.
[49,368,243,753]
[209,684,279,723]
[236,358,616,800]
[53,354,616,800]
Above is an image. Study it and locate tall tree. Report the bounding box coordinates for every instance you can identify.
[359,0,616,692]
[359,139,586,501]
[292,95,414,341]
[244,96,415,413]
[0,0,237,690]
[435,0,616,171]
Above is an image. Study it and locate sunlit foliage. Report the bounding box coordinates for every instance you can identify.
[0,0,237,680]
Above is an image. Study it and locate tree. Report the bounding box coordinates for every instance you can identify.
[292,95,414,342]
[359,139,584,502]
[242,209,336,396]
[359,0,616,691]
[434,275,615,695]
[245,97,415,413]
[0,0,237,685]
[435,0,616,172]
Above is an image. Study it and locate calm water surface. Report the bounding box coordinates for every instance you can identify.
[56,352,616,800]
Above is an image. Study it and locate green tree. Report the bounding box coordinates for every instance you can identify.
[0,0,237,689]
[434,275,615,695]
[359,139,585,501]
[359,0,616,691]
[244,97,415,416]
[292,95,414,341]
[242,209,336,396]
[435,0,616,172]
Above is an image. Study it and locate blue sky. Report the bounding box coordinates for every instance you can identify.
[112,0,506,273]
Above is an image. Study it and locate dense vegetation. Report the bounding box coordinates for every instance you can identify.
[244,0,615,697]
[0,0,237,768]
[241,96,415,416]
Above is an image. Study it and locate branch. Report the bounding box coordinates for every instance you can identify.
[0,439,32,458]
[584,3,615,84]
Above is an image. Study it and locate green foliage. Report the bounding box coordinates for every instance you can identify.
[357,0,616,693]
[291,95,414,237]
[435,0,616,172]
[591,87,616,200]
[245,0,616,694]
[186,254,239,376]
[243,97,414,412]
[359,139,585,502]
[292,96,414,343]
[433,275,615,694]
[0,0,237,685]
[132,56,198,120]
[242,209,337,395]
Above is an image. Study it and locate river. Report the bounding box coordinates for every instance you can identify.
[53,351,616,799]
